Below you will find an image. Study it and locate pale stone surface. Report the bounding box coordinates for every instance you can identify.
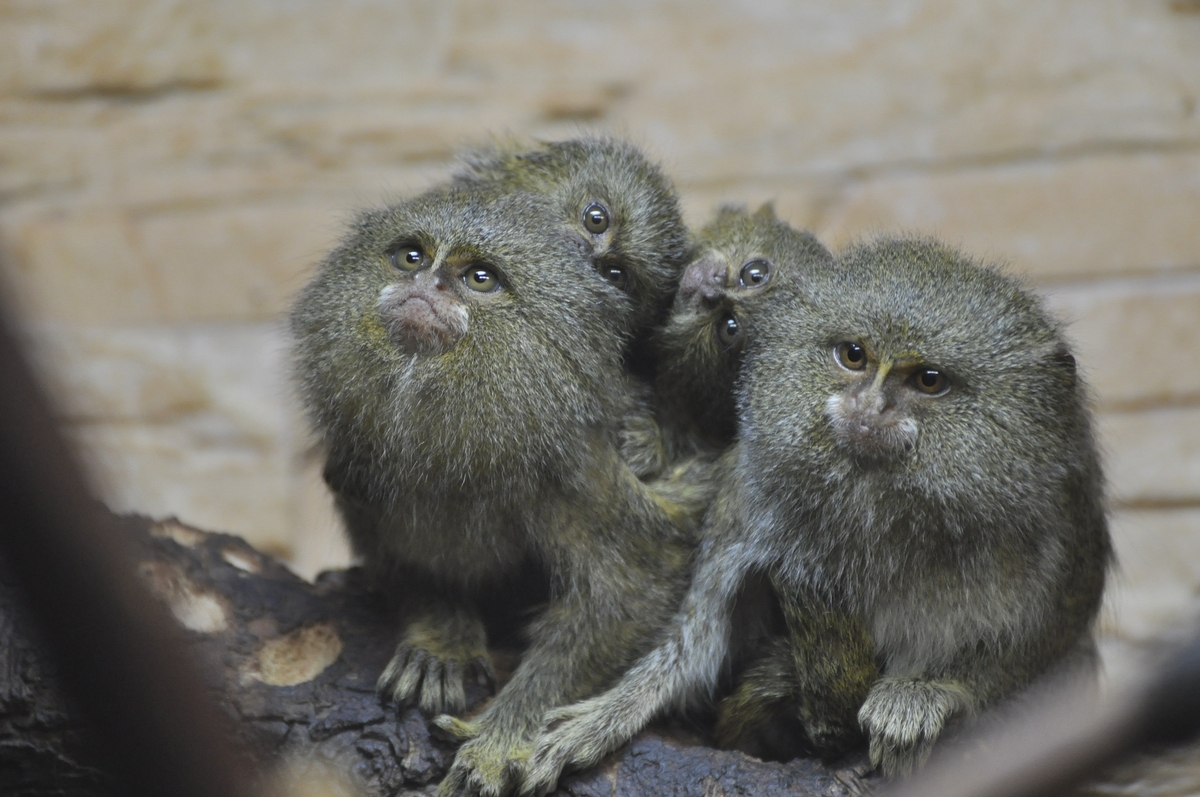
[816,152,1200,281]
[20,318,355,573]
[1,1,225,95]
[4,0,1200,321]
[289,453,354,581]
[69,420,293,556]
[1097,508,1200,686]
[1045,274,1200,410]
[1102,509,1200,644]
[1100,408,1200,506]
[3,202,344,324]
[26,322,291,429]
[23,322,307,559]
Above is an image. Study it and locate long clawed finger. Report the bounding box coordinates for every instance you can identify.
[521,742,573,797]
[499,759,524,797]
[541,703,583,729]
[377,643,413,693]
[419,658,449,714]
[395,648,429,702]
[439,659,467,714]
[435,757,519,797]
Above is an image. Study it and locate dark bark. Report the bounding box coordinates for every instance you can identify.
[0,511,873,796]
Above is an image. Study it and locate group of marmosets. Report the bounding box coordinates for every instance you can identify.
[290,137,1112,796]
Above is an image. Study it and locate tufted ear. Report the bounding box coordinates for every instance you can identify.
[753,202,779,221]
[1051,343,1077,374]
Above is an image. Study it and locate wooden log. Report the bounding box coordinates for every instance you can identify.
[0,511,873,797]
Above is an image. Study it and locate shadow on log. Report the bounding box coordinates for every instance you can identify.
[0,510,874,797]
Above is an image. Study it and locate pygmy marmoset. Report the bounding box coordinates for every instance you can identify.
[453,136,691,356]
[290,183,701,797]
[650,203,833,456]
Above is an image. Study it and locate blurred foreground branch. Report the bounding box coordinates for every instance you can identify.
[0,289,258,797]
[888,629,1200,797]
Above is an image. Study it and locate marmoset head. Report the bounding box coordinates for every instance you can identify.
[290,185,628,501]
[455,136,691,346]
[741,237,1089,509]
[655,204,833,445]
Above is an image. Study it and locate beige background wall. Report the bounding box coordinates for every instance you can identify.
[2,0,1199,681]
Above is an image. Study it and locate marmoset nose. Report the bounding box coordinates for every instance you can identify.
[678,256,728,307]
[414,268,449,291]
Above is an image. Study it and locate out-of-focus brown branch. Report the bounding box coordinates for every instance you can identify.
[0,285,259,797]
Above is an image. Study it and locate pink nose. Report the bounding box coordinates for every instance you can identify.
[678,256,727,307]
[415,269,448,291]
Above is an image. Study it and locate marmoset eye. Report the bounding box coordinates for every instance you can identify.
[834,342,867,371]
[464,267,501,293]
[717,314,743,349]
[391,243,427,272]
[912,368,949,395]
[738,259,771,287]
[582,203,610,235]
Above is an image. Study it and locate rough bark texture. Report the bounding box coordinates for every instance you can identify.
[0,512,874,796]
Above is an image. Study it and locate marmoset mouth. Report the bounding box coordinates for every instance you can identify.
[825,395,918,465]
[380,295,468,355]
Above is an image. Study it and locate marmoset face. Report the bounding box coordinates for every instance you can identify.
[824,340,951,465]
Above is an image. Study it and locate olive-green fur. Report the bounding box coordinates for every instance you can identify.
[519,210,846,796]
[294,186,627,520]
[658,208,871,758]
[521,234,1110,792]
[455,136,694,486]
[381,604,493,715]
[290,181,701,797]
[716,579,876,760]
[654,207,868,760]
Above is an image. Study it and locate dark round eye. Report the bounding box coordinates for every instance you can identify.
[912,368,948,395]
[738,259,771,287]
[390,244,426,272]
[464,267,500,293]
[716,314,743,349]
[582,203,610,235]
[600,265,629,291]
[834,342,868,371]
